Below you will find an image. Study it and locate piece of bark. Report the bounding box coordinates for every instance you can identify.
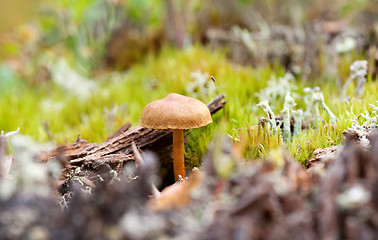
[58,94,226,166]
[342,129,360,143]
[58,153,134,192]
[49,94,226,192]
[306,146,339,168]
[39,135,98,162]
[71,153,134,166]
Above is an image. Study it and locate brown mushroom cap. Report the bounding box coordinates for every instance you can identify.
[140,93,212,129]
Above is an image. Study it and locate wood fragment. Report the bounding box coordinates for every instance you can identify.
[45,95,226,192]
[39,135,97,162]
[306,146,339,168]
[42,121,55,143]
[71,153,134,166]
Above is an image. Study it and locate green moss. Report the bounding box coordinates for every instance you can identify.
[0,45,377,167]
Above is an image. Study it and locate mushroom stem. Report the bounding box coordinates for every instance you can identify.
[173,129,185,181]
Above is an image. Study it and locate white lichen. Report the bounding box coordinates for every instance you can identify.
[81,186,92,195]
[342,60,368,98]
[0,127,20,137]
[119,210,166,239]
[292,109,303,137]
[50,58,97,100]
[0,135,57,200]
[337,184,371,209]
[347,101,378,148]
[255,73,297,108]
[185,70,216,99]
[315,92,337,125]
[257,100,278,135]
[232,26,256,53]
[0,128,20,179]
[58,192,74,211]
[335,37,356,53]
[304,87,336,126]
[258,92,301,141]
[258,86,336,140]
[97,174,104,182]
[110,169,121,182]
[282,93,297,141]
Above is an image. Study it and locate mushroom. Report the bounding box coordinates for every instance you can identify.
[140,93,212,181]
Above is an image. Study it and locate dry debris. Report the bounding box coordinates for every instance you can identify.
[1,131,378,239]
[1,129,378,239]
[306,145,339,168]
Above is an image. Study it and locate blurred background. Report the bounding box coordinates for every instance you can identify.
[1,0,378,70]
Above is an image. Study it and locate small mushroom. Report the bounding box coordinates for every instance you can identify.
[140,93,212,181]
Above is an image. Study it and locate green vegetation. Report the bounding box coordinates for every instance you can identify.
[2,0,378,168]
[1,44,376,166]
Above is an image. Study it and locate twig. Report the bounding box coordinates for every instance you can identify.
[42,121,55,143]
